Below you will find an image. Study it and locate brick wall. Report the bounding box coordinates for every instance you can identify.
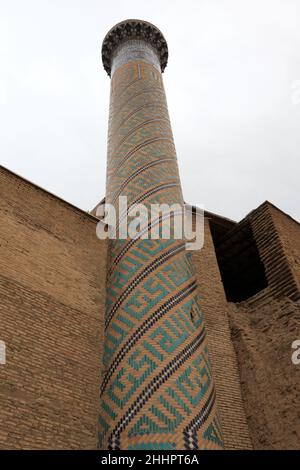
[2,165,299,450]
[228,202,300,449]
[268,203,300,292]
[249,202,300,302]
[229,295,300,449]
[0,167,107,449]
[192,218,252,449]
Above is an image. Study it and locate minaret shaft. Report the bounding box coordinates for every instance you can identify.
[99,20,223,450]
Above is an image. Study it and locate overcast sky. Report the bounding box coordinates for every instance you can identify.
[0,0,299,221]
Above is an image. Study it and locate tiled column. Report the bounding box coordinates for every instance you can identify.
[99,19,223,450]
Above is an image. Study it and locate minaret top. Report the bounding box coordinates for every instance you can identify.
[101,19,168,76]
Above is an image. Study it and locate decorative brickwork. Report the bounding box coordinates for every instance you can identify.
[0,21,299,451]
[99,20,223,450]
[102,19,168,76]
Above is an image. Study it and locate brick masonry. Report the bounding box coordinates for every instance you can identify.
[0,167,299,449]
[99,21,223,448]
[269,204,300,292]
[192,219,252,449]
[249,202,300,302]
[228,202,300,449]
[0,166,107,449]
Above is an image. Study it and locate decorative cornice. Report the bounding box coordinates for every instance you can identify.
[102,19,168,76]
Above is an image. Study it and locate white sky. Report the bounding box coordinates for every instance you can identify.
[0,0,299,221]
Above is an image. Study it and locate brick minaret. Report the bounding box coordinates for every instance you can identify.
[99,19,223,450]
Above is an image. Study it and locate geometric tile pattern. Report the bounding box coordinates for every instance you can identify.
[99,51,223,449]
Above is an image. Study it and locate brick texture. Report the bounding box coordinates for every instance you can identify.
[269,204,300,292]
[1,165,299,449]
[249,202,300,302]
[228,202,300,449]
[99,52,223,450]
[0,167,107,449]
[192,218,252,449]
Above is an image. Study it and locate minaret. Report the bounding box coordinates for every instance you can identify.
[99,19,223,450]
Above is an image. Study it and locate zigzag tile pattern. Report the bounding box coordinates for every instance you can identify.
[99,59,223,450]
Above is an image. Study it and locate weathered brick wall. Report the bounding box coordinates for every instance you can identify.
[2,165,299,450]
[192,218,252,449]
[268,204,300,292]
[229,295,300,449]
[228,203,300,449]
[248,202,300,302]
[0,167,107,449]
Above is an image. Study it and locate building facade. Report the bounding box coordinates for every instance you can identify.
[0,19,299,450]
